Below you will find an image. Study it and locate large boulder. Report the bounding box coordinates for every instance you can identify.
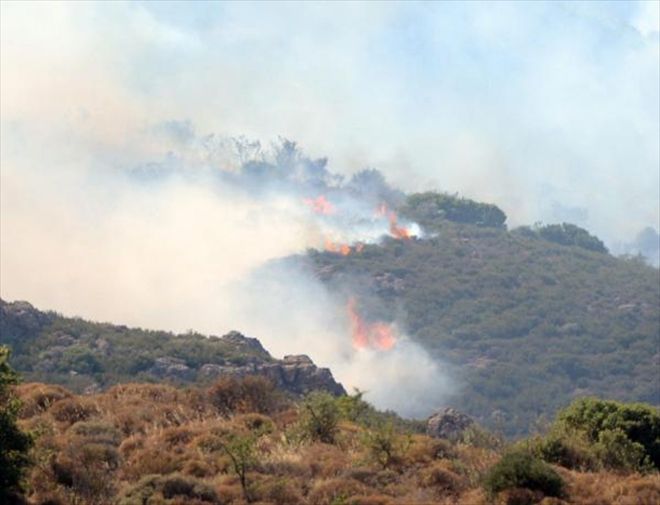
[426,407,475,439]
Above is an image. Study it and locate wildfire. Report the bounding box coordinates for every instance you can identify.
[324,240,364,256]
[347,297,396,350]
[376,203,412,240]
[304,195,335,215]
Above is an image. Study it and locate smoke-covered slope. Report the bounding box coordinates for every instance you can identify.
[304,200,660,436]
[0,299,345,397]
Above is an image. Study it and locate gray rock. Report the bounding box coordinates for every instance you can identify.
[150,356,195,381]
[197,353,346,396]
[221,330,269,355]
[426,408,475,440]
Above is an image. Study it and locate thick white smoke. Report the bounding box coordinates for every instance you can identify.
[1,136,451,418]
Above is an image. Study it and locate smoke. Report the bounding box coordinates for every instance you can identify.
[226,258,452,417]
[0,133,450,418]
[2,1,657,416]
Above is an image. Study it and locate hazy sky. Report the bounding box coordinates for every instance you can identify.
[2,1,659,239]
[1,0,658,416]
[2,0,659,312]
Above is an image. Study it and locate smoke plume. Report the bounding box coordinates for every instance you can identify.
[1,134,451,418]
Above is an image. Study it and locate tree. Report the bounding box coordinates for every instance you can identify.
[362,421,411,469]
[298,391,340,444]
[0,346,33,502]
[218,432,258,503]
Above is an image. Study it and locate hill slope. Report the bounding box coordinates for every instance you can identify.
[305,194,660,435]
[0,299,345,397]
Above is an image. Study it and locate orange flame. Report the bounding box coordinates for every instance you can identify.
[324,240,365,256]
[347,297,396,350]
[388,211,412,240]
[304,195,335,215]
[324,239,351,255]
[376,203,412,239]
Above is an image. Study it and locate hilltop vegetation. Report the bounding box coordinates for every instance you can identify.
[307,192,660,436]
[5,367,659,505]
[0,300,344,397]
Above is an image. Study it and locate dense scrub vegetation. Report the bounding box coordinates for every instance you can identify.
[308,192,660,435]
[0,300,273,393]
[5,372,659,505]
[1,347,33,502]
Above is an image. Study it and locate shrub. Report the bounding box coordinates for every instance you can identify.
[0,346,33,501]
[16,383,72,418]
[419,461,465,494]
[361,421,411,469]
[208,375,283,416]
[50,397,100,424]
[52,440,120,504]
[298,392,340,444]
[253,477,305,504]
[555,398,660,470]
[307,478,367,505]
[483,451,564,499]
[118,473,219,505]
[160,473,218,502]
[526,433,598,471]
[69,420,121,446]
[594,428,652,472]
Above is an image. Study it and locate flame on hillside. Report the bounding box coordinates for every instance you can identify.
[376,203,412,240]
[304,195,335,215]
[324,240,364,256]
[347,297,396,350]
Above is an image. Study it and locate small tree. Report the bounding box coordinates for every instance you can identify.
[362,421,411,469]
[0,346,33,502]
[218,432,258,502]
[298,391,340,444]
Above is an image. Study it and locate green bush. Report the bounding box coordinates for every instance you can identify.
[555,398,660,470]
[0,346,33,501]
[299,391,341,444]
[361,421,411,469]
[527,433,598,471]
[483,451,564,498]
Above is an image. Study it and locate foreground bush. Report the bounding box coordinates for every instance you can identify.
[483,451,564,499]
[556,398,660,470]
[531,398,660,473]
[0,347,33,502]
[118,473,219,505]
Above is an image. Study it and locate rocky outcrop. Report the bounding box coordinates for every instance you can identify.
[1,299,346,398]
[218,330,269,355]
[196,351,346,396]
[150,357,195,381]
[426,407,475,440]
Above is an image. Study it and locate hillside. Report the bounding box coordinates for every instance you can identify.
[304,193,660,436]
[0,299,345,397]
[8,376,660,505]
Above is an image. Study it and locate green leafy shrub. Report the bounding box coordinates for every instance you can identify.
[527,433,598,471]
[0,346,33,502]
[402,192,507,229]
[483,451,564,499]
[361,421,411,469]
[555,398,660,470]
[298,391,340,444]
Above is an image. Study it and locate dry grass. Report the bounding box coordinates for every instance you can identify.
[15,380,659,505]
